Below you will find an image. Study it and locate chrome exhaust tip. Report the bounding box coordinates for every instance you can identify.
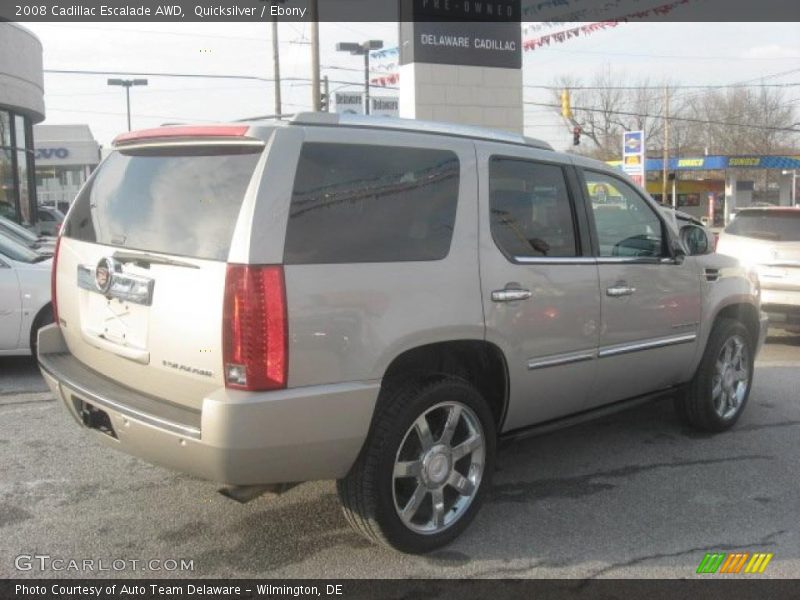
[218,482,299,504]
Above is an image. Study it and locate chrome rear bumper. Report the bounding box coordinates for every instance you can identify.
[37,324,380,485]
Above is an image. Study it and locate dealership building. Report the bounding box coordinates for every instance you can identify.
[34,124,101,212]
[0,22,45,224]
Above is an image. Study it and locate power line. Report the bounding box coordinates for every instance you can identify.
[526,82,800,91]
[47,107,218,122]
[524,47,800,61]
[525,101,800,133]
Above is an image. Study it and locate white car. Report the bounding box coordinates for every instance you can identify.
[717,207,800,333]
[0,233,53,356]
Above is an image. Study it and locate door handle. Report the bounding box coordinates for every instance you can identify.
[606,284,636,297]
[492,288,532,303]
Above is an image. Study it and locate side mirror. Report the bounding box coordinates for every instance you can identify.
[680,224,712,256]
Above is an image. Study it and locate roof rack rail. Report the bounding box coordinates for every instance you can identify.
[286,112,553,150]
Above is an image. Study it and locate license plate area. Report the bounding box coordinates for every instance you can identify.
[72,396,117,439]
[84,294,150,349]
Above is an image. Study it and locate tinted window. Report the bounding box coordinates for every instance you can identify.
[0,232,42,263]
[583,171,664,258]
[725,210,800,242]
[489,158,577,258]
[64,145,262,261]
[284,143,459,264]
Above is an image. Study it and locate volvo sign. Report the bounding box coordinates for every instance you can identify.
[35,147,70,160]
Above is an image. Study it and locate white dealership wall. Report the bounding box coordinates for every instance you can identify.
[0,23,45,123]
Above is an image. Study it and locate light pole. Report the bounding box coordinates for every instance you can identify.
[335,40,383,115]
[107,78,148,131]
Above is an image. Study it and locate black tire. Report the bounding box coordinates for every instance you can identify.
[29,305,54,359]
[675,318,754,432]
[337,376,496,553]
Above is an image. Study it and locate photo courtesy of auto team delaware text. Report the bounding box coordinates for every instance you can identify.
[0,0,799,594]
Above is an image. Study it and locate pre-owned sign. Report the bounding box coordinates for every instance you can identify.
[399,0,521,69]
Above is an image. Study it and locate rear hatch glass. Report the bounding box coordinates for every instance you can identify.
[65,145,262,260]
[725,211,800,242]
[57,143,263,409]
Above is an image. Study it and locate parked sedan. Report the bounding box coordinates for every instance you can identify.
[36,207,65,237]
[717,207,800,332]
[0,233,53,356]
[0,215,55,256]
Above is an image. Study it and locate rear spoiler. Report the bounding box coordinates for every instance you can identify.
[113,125,257,146]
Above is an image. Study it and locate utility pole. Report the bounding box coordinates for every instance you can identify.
[322,75,329,112]
[272,17,282,118]
[662,85,671,207]
[363,49,371,115]
[310,0,321,111]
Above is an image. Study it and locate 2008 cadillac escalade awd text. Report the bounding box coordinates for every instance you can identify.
[38,113,767,553]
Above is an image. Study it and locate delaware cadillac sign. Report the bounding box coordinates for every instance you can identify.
[400,0,522,69]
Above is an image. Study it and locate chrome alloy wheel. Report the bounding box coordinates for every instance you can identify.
[392,401,485,535]
[712,334,750,420]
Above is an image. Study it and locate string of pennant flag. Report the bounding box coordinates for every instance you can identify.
[370,0,693,84]
[523,0,692,51]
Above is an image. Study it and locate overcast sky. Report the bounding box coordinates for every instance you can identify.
[21,21,800,152]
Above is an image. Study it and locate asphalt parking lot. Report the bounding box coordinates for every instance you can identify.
[1,332,798,579]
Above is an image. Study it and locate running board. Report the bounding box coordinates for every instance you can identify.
[499,386,684,443]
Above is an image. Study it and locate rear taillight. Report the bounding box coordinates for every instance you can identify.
[222,265,287,391]
[51,235,62,328]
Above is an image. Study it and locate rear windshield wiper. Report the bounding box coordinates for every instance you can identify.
[112,251,200,269]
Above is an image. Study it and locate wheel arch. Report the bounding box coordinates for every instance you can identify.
[379,339,510,431]
[712,301,760,348]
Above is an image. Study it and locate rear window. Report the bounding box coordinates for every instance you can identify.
[725,211,800,242]
[64,145,262,261]
[284,143,460,264]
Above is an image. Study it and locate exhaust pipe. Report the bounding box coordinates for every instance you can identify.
[218,482,300,504]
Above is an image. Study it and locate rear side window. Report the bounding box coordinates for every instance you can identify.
[725,211,800,242]
[284,143,460,264]
[64,145,262,261]
[489,157,578,258]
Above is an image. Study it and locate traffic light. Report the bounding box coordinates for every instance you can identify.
[320,76,330,112]
[561,89,572,119]
[573,125,582,146]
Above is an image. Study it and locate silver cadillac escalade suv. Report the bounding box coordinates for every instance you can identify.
[38,113,767,553]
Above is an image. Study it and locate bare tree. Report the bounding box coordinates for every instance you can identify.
[683,85,796,155]
[549,69,798,159]
[550,69,674,160]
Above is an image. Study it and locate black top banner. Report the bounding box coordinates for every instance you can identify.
[0,0,799,22]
